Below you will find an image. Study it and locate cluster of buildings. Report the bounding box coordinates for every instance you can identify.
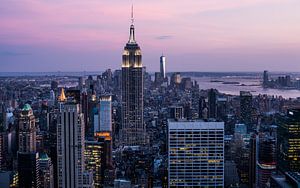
[263,70,300,89]
[0,11,299,188]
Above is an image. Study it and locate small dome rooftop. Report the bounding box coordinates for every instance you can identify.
[22,104,32,111]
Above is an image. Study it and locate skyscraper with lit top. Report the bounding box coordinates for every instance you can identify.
[17,104,40,188]
[121,7,145,146]
[56,89,91,188]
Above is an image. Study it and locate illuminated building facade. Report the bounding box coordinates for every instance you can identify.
[277,108,300,172]
[57,92,86,188]
[121,8,145,146]
[95,132,113,170]
[85,132,113,187]
[85,140,103,188]
[99,96,112,132]
[168,120,224,187]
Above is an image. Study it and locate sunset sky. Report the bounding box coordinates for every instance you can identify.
[1,0,300,72]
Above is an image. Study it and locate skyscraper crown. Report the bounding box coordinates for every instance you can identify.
[128,5,136,44]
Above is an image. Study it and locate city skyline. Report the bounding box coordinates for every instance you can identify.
[0,2,300,187]
[1,0,300,72]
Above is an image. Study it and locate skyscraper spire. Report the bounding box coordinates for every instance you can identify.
[122,5,144,146]
[58,87,66,102]
[131,4,134,25]
[129,5,135,43]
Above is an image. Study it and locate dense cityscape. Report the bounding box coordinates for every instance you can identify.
[1,4,300,188]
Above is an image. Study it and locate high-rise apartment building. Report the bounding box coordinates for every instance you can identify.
[168,120,224,187]
[121,8,145,146]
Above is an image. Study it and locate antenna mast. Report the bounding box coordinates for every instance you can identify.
[131,5,134,24]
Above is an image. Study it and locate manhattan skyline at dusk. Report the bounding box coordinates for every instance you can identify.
[1,0,300,72]
[1,2,300,187]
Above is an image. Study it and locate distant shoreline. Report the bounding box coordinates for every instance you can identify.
[0,71,300,77]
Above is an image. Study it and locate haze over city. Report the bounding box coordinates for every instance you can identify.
[1,0,300,72]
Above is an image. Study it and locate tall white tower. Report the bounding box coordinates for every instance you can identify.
[160,55,166,79]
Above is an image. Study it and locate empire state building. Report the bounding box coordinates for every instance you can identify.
[121,8,145,146]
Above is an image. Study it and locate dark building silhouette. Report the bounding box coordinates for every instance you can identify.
[257,135,276,187]
[249,134,257,188]
[169,106,184,120]
[208,89,217,119]
[18,152,40,188]
[263,70,269,87]
[240,91,253,131]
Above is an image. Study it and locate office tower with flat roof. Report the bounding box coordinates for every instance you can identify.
[263,70,269,87]
[277,108,300,172]
[121,7,145,146]
[85,140,103,188]
[99,95,112,132]
[90,132,114,187]
[160,55,166,79]
[208,88,218,119]
[240,91,253,131]
[57,90,86,188]
[168,120,224,187]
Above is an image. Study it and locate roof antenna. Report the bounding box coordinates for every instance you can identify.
[131,4,134,25]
